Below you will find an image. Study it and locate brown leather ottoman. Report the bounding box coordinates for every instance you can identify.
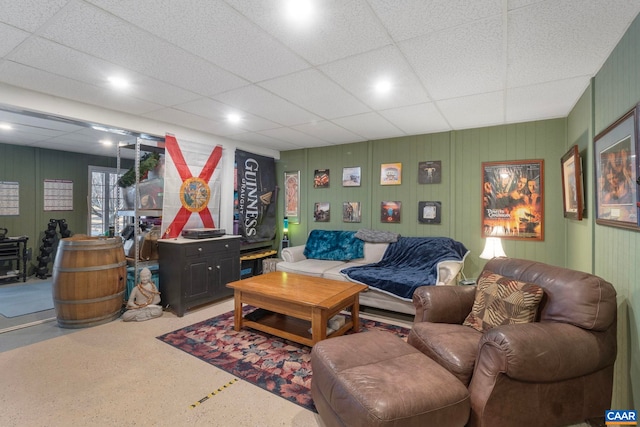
[311,330,470,427]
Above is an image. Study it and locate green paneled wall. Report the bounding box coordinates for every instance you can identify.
[277,118,567,280]
[591,12,640,411]
[0,143,128,276]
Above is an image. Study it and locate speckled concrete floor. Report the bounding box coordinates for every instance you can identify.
[0,296,417,427]
[0,292,592,427]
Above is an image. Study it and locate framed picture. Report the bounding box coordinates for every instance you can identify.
[593,106,638,230]
[342,166,361,187]
[418,201,441,224]
[380,163,402,185]
[342,202,361,223]
[284,171,300,224]
[313,202,330,222]
[482,159,544,240]
[418,161,442,184]
[561,145,584,220]
[314,169,330,188]
[381,201,401,223]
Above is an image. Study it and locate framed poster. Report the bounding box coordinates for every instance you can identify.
[313,202,330,222]
[561,145,584,220]
[284,171,300,224]
[482,160,544,240]
[381,201,401,223]
[593,106,638,230]
[314,169,330,188]
[418,201,441,224]
[380,163,402,185]
[342,166,361,187]
[342,202,361,223]
[418,161,442,184]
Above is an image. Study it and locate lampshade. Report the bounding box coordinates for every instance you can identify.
[479,237,506,260]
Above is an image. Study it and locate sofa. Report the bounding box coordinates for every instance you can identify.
[277,229,469,315]
[310,257,617,427]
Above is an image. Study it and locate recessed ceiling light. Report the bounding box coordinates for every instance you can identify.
[0,123,12,130]
[374,80,392,94]
[227,113,241,124]
[285,0,314,23]
[100,139,113,146]
[108,76,130,89]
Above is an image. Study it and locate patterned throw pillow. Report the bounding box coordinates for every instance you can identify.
[463,271,544,332]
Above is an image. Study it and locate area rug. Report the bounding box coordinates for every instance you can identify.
[157,307,411,412]
[0,281,54,318]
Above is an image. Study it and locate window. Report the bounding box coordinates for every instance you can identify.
[88,166,124,236]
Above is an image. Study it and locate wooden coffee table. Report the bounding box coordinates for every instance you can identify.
[226,272,368,346]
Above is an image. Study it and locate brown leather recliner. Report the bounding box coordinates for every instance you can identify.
[409,257,617,427]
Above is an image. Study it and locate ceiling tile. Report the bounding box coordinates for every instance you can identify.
[229,132,301,151]
[212,85,322,126]
[291,120,363,145]
[259,69,370,119]
[39,2,248,96]
[0,24,30,57]
[87,0,310,82]
[506,77,589,123]
[400,16,504,100]
[225,0,391,65]
[437,92,505,130]
[258,127,331,148]
[369,0,501,41]
[319,45,431,110]
[174,97,281,132]
[332,112,403,140]
[507,0,640,87]
[0,0,67,32]
[378,103,452,135]
[0,61,163,115]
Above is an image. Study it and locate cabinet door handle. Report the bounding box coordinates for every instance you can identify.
[216,265,221,269]
[208,266,212,271]
[225,244,229,248]
[198,247,203,252]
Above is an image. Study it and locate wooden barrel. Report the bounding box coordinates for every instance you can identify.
[52,236,126,328]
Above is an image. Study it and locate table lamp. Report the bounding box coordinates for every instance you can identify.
[479,237,506,259]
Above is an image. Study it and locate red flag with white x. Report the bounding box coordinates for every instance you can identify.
[161,134,223,239]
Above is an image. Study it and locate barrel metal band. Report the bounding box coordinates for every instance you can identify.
[55,260,127,272]
[53,290,125,305]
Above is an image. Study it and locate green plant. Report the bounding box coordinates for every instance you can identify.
[117,152,160,188]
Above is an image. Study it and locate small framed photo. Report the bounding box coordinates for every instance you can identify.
[284,171,300,224]
[313,202,330,222]
[561,145,584,221]
[342,202,361,223]
[380,163,402,185]
[418,201,441,224]
[593,106,639,230]
[418,161,442,184]
[342,166,361,187]
[380,201,401,223]
[314,169,330,188]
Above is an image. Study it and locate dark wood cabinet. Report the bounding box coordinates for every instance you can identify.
[158,236,240,316]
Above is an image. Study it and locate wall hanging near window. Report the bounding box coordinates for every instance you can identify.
[482,160,544,241]
[342,202,361,223]
[593,105,639,230]
[561,145,585,221]
[342,167,361,187]
[418,201,441,224]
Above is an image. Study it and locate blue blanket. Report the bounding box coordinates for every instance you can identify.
[341,237,469,300]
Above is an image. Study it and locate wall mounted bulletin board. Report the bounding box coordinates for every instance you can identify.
[593,105,639,230]
[482,160,544,240]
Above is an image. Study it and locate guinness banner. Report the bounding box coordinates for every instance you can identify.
[235,149,277,243]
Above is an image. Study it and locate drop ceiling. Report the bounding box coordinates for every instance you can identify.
[1,0,639,158]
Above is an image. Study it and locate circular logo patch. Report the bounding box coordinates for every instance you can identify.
[180,177,210,213]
